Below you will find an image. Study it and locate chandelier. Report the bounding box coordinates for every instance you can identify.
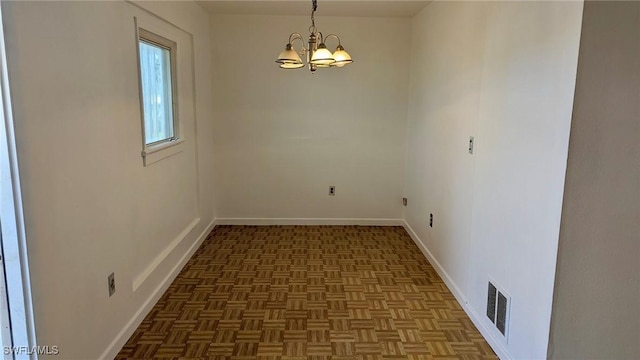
[275,0,353,72]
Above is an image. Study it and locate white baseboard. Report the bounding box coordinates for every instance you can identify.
[213,218,404,226]
[132,217,200,291]
[98,218,216,360]
[402,220,512,360]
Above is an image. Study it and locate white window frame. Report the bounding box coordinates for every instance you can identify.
[135,18,183,166]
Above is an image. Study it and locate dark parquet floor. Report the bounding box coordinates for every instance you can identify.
[116,225,497,359]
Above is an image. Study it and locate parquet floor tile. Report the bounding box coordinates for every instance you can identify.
[116,226,497,359]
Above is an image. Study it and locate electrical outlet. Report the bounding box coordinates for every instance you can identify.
[108,272,116,297]
[429,213,433,228]
[469,136,475,154]
[402,197,408,206]
[329,186,335,196]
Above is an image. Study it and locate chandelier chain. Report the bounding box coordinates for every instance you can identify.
[310,0,318,33]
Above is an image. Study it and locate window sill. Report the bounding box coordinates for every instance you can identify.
[142,138,184,166]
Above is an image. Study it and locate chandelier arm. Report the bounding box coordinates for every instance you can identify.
[323,34,341,47]
[288,32,304,45]
[289,34,308,56]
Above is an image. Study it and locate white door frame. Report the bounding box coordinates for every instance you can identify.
[0,3,38,360]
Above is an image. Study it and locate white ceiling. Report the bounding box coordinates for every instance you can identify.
[197,1,432,18]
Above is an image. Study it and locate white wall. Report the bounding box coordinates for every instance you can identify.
[210,14,409,222]
[2,1,215,358]
[549,2,640,358]
[2,1,606,359]
[404,2,583,358]
[404,0,486,304]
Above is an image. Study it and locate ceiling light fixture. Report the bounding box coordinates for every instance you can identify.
[275,0,353,73]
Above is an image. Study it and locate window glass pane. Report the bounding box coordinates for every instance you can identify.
[139,40,174,145]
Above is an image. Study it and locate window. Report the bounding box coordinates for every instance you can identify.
[136,27,180,163]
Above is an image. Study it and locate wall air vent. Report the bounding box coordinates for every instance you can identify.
[486,282,497,323]
[486,279,511,340]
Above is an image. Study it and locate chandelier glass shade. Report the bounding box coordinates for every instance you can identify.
[275,0,353,72]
